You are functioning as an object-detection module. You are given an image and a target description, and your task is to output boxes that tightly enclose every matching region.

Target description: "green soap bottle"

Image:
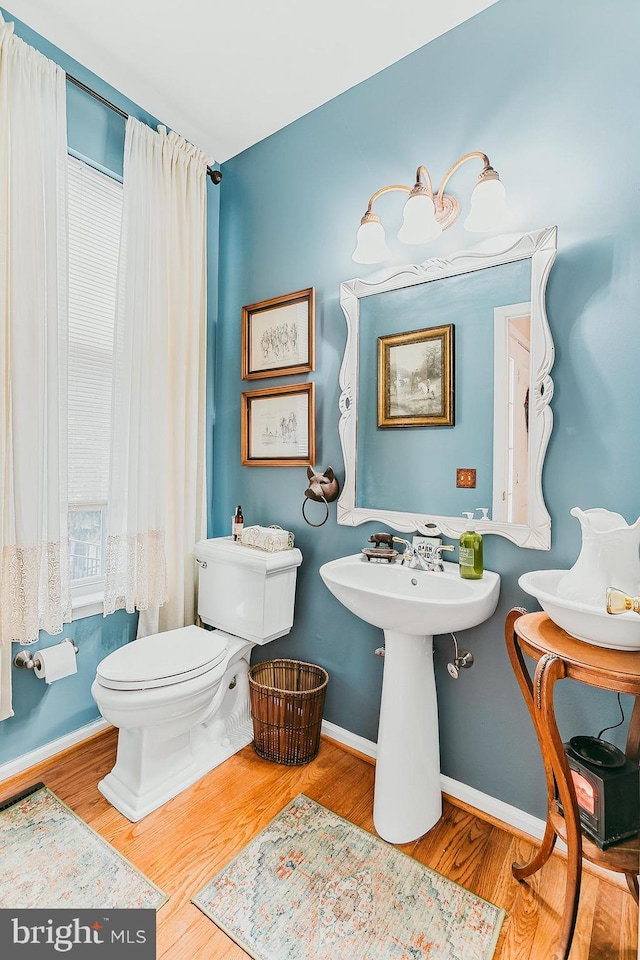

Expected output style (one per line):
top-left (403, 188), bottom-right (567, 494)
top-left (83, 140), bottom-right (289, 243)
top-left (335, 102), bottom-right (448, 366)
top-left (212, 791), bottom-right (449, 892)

top-left (459, 512), bottom-right (483, 579)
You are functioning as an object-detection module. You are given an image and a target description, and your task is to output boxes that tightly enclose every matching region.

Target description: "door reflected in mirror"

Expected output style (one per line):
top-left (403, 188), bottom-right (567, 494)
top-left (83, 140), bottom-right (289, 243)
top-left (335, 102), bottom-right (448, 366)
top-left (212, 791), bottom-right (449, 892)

top-left (492, 302), bottom-right (531, 524)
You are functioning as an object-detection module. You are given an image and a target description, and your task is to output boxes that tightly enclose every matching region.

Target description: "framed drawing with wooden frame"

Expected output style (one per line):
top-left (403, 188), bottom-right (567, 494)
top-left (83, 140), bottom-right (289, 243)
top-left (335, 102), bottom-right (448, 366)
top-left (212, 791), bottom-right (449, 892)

top-left (378, 323), bottom-right (455, 427)
top-left (241, 382), bottom-right (315, 467)
top-left (242, 287), bottom-right (315, 379)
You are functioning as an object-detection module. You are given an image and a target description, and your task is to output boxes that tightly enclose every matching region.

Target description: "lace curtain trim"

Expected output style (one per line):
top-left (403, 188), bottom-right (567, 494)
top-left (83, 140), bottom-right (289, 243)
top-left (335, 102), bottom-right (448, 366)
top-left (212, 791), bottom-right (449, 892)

top-left (104, 530), bottom-right (168, 616)
top-left (1, 542), bottom-right (72, 643)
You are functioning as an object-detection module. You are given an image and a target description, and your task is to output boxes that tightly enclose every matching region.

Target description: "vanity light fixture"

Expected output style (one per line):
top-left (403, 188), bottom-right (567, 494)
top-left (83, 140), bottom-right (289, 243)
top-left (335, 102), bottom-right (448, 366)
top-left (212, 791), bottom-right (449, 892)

top-left (352, 152), bottom-right (510, 264)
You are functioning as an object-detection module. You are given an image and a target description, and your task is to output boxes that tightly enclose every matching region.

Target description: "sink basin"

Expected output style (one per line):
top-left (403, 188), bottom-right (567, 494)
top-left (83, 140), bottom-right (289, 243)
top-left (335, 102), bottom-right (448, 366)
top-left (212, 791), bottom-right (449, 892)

top-left (319, 556), bottom-right (500, 635)
top-left (519, 569), bottom-right (640, 650)
top-left (319, 554), bottom-right (500, 844)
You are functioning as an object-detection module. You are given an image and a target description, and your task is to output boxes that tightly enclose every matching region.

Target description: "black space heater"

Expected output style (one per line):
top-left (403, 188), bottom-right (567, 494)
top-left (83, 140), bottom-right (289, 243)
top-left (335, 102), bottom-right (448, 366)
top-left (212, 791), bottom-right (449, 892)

top-left (559, 736), bottom-right (640, 850)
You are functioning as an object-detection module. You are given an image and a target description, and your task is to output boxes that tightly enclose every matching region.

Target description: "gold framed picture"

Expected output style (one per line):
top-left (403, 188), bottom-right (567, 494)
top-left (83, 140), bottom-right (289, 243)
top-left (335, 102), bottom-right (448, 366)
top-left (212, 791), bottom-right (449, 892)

top-left (242, 287), bottom-right (315, 379)
top-left (378, 324), bottom-right (454, 427)
top-left (241, 382), bottom-right (315, 467)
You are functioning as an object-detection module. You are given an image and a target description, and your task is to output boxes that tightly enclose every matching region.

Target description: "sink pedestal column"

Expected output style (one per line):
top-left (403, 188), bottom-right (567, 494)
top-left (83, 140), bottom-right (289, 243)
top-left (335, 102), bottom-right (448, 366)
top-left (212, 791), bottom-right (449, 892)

top-left (373, 629), bottom-right (441, 844)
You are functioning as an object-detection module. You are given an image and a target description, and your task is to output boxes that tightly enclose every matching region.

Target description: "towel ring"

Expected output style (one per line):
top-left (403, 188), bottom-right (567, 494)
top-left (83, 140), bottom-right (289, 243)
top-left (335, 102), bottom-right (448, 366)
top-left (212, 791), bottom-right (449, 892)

top-left (302, 495), bottom-right (329, 527)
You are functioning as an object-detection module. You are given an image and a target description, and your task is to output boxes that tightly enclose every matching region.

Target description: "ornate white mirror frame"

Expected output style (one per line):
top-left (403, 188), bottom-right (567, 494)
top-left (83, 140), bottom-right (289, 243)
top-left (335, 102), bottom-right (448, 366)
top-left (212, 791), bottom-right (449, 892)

top-left (336, 225), bottom-right (557, 549)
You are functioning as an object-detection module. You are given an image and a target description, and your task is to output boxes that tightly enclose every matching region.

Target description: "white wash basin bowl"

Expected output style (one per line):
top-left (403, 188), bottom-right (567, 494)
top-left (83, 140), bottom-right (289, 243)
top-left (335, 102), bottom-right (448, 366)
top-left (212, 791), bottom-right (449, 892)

top-left (319, 554), bottom-right (500, 845)
top-left (519, 569), bottom-right (640, 651)
top-left (319, 556), bottom-right (500, 635)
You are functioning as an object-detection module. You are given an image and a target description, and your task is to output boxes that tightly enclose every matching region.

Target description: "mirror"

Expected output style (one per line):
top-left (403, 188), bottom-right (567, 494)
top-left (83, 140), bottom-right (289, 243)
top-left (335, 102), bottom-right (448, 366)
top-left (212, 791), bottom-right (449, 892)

top-left (336, 226), bottom-right (557, 549)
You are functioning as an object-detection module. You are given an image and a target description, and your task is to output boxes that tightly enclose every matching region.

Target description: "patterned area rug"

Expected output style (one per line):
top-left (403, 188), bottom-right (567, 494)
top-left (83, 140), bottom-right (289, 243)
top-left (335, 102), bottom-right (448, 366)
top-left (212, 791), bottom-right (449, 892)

top-left (192, 793), bottom-right (504, 960)
top-left (0, 783), bottom-right (167, 909)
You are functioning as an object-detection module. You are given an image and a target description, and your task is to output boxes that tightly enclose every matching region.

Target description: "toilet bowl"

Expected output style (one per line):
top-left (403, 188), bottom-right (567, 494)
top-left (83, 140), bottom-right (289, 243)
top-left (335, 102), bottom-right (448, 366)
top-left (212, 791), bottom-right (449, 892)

top-left (92, 537), bottom-right (302, 821)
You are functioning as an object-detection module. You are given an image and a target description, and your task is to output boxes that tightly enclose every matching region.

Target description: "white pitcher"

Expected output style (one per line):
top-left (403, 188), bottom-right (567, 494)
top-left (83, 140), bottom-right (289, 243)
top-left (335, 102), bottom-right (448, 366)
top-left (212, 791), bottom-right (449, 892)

top-left (557, 507), bottom-right (640, 607)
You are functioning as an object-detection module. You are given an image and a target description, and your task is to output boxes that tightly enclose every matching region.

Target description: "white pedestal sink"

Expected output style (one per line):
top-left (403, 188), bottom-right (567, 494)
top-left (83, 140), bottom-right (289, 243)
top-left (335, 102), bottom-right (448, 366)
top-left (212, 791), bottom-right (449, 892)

top-left (319, 555), bottom-right (500, 844)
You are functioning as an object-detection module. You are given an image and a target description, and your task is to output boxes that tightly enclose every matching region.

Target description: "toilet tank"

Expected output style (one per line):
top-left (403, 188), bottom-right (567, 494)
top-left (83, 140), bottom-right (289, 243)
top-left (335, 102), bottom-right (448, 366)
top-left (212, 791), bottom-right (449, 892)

top-left (194, 537), bottom-right (303, 645)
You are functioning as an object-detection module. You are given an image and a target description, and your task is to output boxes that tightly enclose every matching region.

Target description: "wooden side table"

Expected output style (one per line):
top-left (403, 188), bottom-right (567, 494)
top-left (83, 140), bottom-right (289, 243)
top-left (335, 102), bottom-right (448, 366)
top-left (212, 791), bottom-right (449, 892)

top-left (505, 608), bottom-right (640, 960)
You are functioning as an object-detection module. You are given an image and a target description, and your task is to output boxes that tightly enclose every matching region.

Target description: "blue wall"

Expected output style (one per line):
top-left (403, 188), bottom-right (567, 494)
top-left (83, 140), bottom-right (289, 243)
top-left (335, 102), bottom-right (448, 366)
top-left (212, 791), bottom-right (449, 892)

top-left (0, 8), bottom-right (221, 765)
top-left (216, 0), bottom-right (640, 819)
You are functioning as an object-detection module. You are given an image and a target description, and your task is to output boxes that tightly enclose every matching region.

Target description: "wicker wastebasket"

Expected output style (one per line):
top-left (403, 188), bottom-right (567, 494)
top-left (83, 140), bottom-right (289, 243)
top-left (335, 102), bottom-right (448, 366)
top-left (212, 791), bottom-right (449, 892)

top-left (248, 659), bottom-right (329, 765)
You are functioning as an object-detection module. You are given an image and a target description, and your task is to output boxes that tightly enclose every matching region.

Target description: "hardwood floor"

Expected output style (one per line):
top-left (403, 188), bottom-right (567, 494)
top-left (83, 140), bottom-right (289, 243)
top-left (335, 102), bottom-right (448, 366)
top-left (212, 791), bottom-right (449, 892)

top-left (0, 729), bottom-right (636, 959)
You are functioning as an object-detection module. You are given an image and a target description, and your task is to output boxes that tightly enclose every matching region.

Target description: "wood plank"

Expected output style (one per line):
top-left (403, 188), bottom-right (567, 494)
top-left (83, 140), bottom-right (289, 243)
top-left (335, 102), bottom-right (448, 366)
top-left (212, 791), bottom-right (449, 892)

top-left (492, 834), bottom-right (540, 960)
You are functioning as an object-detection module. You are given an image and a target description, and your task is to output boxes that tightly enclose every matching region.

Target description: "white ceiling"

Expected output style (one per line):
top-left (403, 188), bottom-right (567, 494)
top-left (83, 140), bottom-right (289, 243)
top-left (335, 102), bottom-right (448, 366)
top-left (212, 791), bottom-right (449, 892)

top-left (6, 0), bottom-right (498, 162)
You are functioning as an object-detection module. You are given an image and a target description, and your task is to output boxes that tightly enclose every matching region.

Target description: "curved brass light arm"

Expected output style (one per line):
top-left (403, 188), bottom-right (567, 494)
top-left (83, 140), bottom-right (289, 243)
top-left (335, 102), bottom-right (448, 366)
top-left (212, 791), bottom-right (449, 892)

top-left (362, 157), bottom-right (472, 221)
top-left (362, 183), bottom-right (412, 221)
top-left (435, 151), bottom-right (492, 204)
top-left (415, 165), bottom-right (436, 197)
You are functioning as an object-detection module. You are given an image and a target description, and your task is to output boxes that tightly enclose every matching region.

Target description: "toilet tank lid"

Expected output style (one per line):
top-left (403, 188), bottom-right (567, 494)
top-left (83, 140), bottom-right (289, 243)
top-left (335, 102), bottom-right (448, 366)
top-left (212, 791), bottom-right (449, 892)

top-left (97, 625), bottom-right (228, 686)
top-left (195, 536), bottom-right (302, 572)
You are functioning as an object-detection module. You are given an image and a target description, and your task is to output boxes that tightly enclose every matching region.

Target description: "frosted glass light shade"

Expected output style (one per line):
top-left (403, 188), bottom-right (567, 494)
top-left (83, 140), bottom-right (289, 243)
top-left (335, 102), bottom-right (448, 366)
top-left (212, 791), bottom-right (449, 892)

top-left (397, 193), bottom-right (442, 244)
top-left (463, 177), bottom-right (511, 233)
top-left (352, 219), bottom-right (390, 264)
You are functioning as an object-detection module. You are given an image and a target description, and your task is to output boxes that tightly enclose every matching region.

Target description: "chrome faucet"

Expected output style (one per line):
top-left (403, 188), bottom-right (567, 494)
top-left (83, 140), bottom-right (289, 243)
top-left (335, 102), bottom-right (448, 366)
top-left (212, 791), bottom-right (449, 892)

top-left (393, 537), bottom-right (429, 570)
top-left (423, 543), bottom-right (456, 571)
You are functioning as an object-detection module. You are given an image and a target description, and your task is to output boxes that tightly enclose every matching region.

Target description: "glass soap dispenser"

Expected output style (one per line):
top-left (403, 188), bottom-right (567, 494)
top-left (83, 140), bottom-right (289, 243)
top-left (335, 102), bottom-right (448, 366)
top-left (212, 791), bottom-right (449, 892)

top-left (459, 512), bottom-right (483, 579)
top-left (232, 505), bottom-right (244, 541)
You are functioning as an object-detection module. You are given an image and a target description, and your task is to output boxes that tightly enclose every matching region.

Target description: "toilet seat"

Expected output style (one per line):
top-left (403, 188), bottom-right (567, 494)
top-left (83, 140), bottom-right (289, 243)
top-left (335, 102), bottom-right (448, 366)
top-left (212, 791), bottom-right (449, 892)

top-left (96, 624), bottom-right (230, 691)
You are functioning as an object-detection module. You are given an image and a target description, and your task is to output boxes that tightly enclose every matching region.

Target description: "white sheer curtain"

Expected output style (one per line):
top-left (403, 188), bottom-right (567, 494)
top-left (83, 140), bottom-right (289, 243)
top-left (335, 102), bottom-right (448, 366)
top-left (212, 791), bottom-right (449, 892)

top-left (0, 17), bottom-right (70, 720)
top-left (104, 118), bottom-right (208, 638)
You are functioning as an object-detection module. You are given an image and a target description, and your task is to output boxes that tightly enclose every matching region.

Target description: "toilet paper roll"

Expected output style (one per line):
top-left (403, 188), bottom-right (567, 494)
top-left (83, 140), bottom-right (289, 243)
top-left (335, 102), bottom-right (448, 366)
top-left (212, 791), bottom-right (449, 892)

top-left (34, 642), bottom-right (78, 684)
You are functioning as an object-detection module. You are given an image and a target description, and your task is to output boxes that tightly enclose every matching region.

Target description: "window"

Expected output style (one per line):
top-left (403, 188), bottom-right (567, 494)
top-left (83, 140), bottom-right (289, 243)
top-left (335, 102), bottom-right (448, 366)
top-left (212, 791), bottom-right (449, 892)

top-left (67, 156), bottom-right (123, 606)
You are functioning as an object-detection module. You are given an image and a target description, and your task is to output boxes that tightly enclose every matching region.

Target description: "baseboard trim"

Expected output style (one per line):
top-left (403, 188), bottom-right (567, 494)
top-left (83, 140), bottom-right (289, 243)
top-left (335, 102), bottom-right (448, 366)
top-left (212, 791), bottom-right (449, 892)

top-left (0, 718), bottom-right (111, 784)
top-left (321, 719), bottom-right (546, 839)
top-left (321, 720), bottom-right (628, 889)
top-left (439, 774), bottom-right (548, 841)
top-left (322, 720), bottom-right (377, 762)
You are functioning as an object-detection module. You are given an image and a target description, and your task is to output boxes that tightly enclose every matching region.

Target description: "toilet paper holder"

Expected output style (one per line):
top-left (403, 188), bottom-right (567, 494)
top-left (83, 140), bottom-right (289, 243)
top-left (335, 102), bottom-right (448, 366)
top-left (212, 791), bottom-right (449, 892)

top-left (13, 637), bottom-right (79, 671)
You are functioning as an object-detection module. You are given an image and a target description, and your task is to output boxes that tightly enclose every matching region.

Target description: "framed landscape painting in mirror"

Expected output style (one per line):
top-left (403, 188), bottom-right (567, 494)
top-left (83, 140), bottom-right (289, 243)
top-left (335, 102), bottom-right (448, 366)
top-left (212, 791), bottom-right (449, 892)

top-left (378, 323), bottom-right (454, 428)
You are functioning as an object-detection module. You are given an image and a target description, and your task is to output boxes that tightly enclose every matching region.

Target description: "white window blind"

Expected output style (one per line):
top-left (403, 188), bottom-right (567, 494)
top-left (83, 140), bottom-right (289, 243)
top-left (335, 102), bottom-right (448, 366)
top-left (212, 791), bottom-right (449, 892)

top-left (67, 155), bottom-right (122, 504)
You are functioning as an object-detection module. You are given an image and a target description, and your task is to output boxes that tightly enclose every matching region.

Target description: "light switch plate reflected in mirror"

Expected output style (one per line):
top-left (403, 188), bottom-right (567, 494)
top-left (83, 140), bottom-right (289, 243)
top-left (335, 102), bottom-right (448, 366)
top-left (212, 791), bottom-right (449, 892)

top-left (456, 468), bottom-right (476, 489)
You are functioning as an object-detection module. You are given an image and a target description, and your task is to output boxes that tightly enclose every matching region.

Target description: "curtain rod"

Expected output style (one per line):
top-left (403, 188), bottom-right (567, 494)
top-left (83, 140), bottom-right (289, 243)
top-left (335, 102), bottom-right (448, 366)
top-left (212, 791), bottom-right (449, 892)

top-left (65, 73), bottom-right (222, 184)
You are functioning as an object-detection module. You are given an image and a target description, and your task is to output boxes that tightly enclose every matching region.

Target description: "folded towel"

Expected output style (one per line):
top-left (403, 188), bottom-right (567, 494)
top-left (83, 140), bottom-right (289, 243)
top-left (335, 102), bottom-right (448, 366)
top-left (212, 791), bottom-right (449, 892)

top-left (240, 525), bottom-right (295, 553)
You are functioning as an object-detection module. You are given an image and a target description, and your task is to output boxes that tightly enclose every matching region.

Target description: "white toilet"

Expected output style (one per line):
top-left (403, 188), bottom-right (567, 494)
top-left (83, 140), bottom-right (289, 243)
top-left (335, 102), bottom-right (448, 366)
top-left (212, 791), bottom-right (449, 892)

top-left (91, 536), bottom-right (302, 821)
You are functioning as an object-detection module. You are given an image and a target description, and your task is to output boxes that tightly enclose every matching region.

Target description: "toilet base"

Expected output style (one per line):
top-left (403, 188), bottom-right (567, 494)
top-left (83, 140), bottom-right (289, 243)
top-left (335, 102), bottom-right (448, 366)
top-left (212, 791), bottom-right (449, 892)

top-left (98, 714), bottom-right (253, 822)
top-left (98, 656), bottom-right (254, 822)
